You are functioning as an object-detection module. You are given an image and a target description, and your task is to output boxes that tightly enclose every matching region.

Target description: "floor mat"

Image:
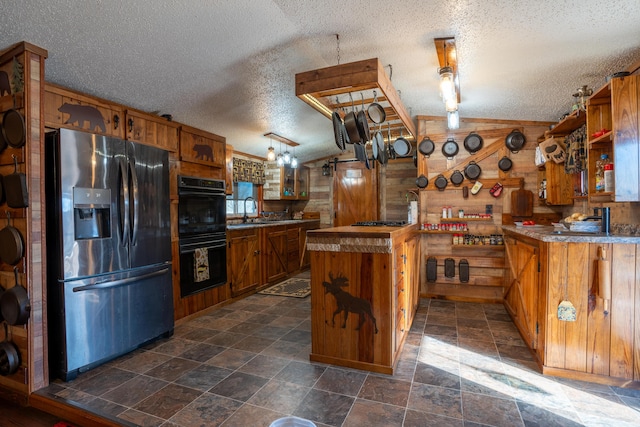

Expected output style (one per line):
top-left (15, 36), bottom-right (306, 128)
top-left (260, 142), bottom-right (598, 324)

top-left (258, 278), bottom-right (311, 298)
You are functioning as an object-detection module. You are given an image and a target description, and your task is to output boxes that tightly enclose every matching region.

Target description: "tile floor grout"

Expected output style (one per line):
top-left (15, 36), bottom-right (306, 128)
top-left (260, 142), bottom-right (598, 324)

top-left (37, 279), bottom-right (640, 427)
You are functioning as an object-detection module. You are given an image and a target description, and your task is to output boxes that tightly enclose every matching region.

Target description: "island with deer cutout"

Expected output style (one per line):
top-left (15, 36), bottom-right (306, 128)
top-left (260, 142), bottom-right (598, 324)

top-left (306, 224), bottom-right (420, 374)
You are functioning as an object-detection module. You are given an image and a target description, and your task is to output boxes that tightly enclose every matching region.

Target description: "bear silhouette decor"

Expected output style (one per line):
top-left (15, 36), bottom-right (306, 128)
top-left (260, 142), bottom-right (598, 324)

top-left (322, 272), bottom-right (378, 334)
top-left (193, 144), bottom-right (214, 161)
top-left (58, 103), bottom-right (106, 133)
top-left (0, 71), bottom-right (11, 96)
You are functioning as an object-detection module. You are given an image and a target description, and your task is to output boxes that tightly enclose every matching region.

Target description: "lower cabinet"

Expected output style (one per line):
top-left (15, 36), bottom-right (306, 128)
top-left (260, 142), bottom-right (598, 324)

top-left (263, 225), bottom-right (289, 284)
top-left (227, 228), bottom-right (262, 297)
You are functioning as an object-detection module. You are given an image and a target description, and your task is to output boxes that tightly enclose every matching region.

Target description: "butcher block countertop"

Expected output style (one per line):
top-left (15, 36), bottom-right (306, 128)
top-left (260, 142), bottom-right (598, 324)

top-left (502, 225), bottom-right (640, 243)
top-left (306, 224), bottom-right (418, 254)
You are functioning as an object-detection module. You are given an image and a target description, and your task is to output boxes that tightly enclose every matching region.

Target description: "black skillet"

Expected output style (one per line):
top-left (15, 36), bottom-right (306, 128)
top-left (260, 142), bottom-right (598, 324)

top-left (0, 267), bottom-right (30, 326)
top-left (2, 109), bottom-right (26, 148)
top-left (463, 132), bottom-right (483, 154)
top-left (442, 137), bottom-right (459, 159)
top-left (418, 136), bottom-right (435, 157)
top-left (505, 129), bottom-right (526, 153)
top-left (0, 212), bottom-right (24, 266)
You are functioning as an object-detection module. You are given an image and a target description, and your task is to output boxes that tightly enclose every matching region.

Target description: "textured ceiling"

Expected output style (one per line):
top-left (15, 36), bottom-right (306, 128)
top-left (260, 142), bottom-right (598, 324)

top-left (2, 0), bottom-right (640, 162)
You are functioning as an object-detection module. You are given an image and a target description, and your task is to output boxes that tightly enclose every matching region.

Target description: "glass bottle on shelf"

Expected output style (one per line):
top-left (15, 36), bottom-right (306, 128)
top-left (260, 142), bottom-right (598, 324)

top-left (603, 156), bottom-right (614, 193)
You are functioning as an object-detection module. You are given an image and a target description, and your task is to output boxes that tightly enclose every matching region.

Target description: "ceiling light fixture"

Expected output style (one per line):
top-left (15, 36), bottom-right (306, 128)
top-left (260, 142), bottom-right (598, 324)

top-left (291, 147), bottom-right (298, 168)
top-left (434, 37), bottom-right (460, 129)
top-left (283, 148), bottom-right (291, 164)
top-left (264, 132), bottom-right (300, 166)
top-left (266, 135), bottom-right (276, 161)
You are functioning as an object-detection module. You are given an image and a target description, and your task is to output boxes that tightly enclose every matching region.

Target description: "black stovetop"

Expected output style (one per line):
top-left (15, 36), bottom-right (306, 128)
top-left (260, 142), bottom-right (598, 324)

top-left (351, 220), bottom-right (408, 227)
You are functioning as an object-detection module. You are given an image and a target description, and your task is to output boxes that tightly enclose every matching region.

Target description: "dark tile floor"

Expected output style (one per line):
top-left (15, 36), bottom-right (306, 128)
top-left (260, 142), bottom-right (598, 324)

top-left (36, 275), bottom-right (640, 427)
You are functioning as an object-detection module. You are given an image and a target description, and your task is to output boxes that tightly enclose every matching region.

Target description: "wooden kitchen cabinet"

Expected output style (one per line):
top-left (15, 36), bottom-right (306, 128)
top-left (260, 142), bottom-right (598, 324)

top-left (393, 234), bottom-right (419, 353)
top-left (225, 144), bottom-right (234, 195)
top-left (227, 228), bottom-right (262, 297)
top-left (125, 109), bottom-right (179, 152)
top-left (264, 164), bottom-right (310, 200)
top-left (537, 161), bottom-right (573, 205)
top-left (263, 225), bottom-right (288, 283)
top-left (44, 83), bottom-right (125, 138)
top-left (298, 221), bottom-right (319, 270)
top-left (286, 226), bottom-right (300, 273)
top-left (179, 124), bottom-right (226, 169)
top-left (586, 74), bottom-right (640, 202)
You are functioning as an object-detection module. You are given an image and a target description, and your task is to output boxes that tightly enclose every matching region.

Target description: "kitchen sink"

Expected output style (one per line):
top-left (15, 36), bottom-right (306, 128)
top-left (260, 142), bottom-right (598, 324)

top-left (551, 230), bottom-right (607, 236)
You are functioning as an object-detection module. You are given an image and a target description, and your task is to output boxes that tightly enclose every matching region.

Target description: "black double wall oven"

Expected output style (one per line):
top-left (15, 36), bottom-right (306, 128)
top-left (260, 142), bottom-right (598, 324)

top-left (178, 175), bottom-right (227, 297)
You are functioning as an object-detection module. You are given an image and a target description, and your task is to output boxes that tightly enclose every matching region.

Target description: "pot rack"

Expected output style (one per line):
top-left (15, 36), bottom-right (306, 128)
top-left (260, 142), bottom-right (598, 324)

top-left (295, 58), bottom-right (416, 142)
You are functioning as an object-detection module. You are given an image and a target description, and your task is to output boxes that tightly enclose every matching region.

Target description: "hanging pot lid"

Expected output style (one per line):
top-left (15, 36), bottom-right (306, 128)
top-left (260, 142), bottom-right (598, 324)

top-left (442, 137), bottom-right (459, 159)
top-left (418, 136), bottom-right (435, 157)
top-left (498, 156), bottom-right (513, 172)
top-left (450, 170), bottom-right (464, 186)
top-left (2, 109), bottom-right (26, 149)
top-left (463, 132), bottom-right (483, 154)
top-left (435, 174), bottom-right (448, 191)
top-left (416, 174), bottom-right (428, 188)
top-left (367, 90), bottom-right (386, 124)
top-left (464, 161), bottom-right (482, 181)
top-left (505, 129), bottom-right (526, 153)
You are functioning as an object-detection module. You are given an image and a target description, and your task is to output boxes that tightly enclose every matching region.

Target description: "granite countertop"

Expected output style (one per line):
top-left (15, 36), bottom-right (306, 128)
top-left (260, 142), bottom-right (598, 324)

top-left (227, 219), bottom-right (319, 230)
top-left (502, 225), bottom-right (640, 244)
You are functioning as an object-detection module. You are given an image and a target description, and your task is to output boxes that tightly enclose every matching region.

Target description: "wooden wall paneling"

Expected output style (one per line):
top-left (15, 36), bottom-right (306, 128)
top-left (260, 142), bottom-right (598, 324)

top-left (586, 243), bottom-right (611, 376)
top-left (562, 242), bottom-right (589, 373)
top-left (545, 242), bottom-right (568, 369)
top-left (635, 244), bottom-right (640, 382)
top-left (608, 243), bottom-right (636, 379)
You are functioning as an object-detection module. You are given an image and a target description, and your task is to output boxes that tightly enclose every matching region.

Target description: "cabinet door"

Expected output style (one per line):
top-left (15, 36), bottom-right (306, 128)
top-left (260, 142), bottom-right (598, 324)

top-left (542, 161), bottom-right (573, 205)
top-left (393, 240), bottom-right (407, 353)
top-left (611, 75), bottom-right (640, 202)
top-left (44, 84), bottom-right (124, 138)
top-left (281, 165), bottom-right (296, 199)
top-left (228, 229), bottom-right (261, 296)
top-left (179, 125), bottom-right (226, 168)
top-left (264, 226), bottom-right (288, 283)
top-left (297, 166), bottom-right (310, 199)
top-left (225, 144), bottom-right (234, 195)
top-left (504, 235), bottom-right (539, 349)
top-left (287, 227), bottom-right (300, 273)
top-left (125, 109), bottom-right (179, 151)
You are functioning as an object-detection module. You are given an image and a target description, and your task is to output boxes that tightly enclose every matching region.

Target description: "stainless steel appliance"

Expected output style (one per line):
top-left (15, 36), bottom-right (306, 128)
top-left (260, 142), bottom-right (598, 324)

top-left (177, 175), bottom-right (227, 297)
top-left (45, 128), bottom-right (173, 381)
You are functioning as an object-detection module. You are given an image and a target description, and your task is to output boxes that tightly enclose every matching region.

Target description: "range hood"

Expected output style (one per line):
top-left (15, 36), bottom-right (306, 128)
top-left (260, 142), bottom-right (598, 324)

top-left (295, 58), bottom-right (416, 142)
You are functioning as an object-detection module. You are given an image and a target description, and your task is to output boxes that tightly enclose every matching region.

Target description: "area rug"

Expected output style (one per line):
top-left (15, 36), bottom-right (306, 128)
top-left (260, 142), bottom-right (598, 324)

top-left (258, 278), bottom-right (311, 298)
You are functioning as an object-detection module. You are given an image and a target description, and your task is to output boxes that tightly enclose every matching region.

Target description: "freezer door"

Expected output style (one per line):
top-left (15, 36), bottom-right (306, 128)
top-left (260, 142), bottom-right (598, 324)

top-left (57, 129), bottom-right (129, 279)
top-left (126, 141), bottom-right (171, 268)
top-left (51, 264), bottom-right (173, 380)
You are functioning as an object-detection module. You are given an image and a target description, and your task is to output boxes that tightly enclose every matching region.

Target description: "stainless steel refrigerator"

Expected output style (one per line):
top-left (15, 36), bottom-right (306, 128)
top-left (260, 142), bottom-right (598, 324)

top-left (46, 128), bottom-right (173, 381)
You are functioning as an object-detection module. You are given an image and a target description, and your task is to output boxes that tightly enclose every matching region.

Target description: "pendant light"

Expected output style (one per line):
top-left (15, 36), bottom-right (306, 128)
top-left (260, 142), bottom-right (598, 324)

top-left (283, 148), bottom-right (291, 164)
top-left (276, 140), bottom-right (284, 166)
top-left (266, 135), bottom-right (276, 161)
top-left (290, 147), bottom-right (298, 168)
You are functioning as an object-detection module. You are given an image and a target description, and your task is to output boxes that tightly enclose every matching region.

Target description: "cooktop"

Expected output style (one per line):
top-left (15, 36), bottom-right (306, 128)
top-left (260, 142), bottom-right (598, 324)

top-left (352, 220), bottom-right (408, 227)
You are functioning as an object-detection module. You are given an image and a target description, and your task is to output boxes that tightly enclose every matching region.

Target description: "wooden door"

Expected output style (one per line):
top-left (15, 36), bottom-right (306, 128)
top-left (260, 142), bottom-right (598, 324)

top-left (504, 236), bottom-right (539, 349)
top-left (264, 226), bottom-right (288, 283)
top-left (228, 229), bottom-right (261, 297)
top-left (333, 161), bottom-right (378, 226)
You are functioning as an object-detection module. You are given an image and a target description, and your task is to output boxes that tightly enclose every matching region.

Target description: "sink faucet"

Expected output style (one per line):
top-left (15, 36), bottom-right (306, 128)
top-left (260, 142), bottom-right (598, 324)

top-left (585, 207), bottom-right (611, 234)
top-left (243, 196), bottom-right (255, 223)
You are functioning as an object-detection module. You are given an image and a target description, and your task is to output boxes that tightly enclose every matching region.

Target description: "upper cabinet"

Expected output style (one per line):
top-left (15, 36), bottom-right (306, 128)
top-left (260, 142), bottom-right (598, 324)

top-left (264, 164), bottom-right (310, 200)
top-left (125, 109), bottom-right (179, 152)
top-left (44, 83), bottom-right (125, 138)
top-left (586, 75), bottom-right (640, 202)
top-left (179, 124), bottom-right (226, 169)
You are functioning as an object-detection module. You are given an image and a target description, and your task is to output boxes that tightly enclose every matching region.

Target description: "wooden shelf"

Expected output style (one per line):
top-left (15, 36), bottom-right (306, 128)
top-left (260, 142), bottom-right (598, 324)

top-left (547, 110), bottom-right (586, 136)
top-left (442, 217), bottom-right (493, 222)
top-left (452, 244), bottom-right (504, 250)
top-left (588, 130), bottom-right (612, 148)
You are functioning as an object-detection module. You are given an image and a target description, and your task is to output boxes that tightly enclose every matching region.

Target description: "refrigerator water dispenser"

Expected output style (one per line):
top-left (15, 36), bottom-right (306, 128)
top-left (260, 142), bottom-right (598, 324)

top-left (73, 187), bottom-right (111, 240)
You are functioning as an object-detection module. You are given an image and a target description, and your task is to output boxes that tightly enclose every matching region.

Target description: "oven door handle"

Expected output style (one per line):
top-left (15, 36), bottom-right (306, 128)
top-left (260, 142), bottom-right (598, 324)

top-left (179, 240), bottom-right (226, 254)
top-left (178, 189), bottom-right (225, 197)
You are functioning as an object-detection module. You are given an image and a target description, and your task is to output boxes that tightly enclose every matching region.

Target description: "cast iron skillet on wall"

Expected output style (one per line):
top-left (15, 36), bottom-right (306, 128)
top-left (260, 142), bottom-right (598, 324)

top-left (464, 161), bottom-right (482, 181)
top-left (434, 174), bottom-right (448, 191)
top-left (505, 129), bottom-right (526, 153)
top-left (418, 136), bottom-right (435, 157)
top-left (450, 170), bottom-right (464, 186)
top-left (416, 174), bottom-right (428, 188)
top-left (442, 138), bottom-right (459, 159)
top-left (463, 132), bottom-right (483, 154)
top-left (498, 156), bottom-right (513, 172)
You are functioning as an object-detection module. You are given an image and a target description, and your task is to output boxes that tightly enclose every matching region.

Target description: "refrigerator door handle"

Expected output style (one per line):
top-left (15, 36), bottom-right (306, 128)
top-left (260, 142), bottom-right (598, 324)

top-left (71, 267), bottom-right (170, 292)
top-left (118, 158), bottom-right (130, 246)
top-left (129, 158), bottom-right (140, 246)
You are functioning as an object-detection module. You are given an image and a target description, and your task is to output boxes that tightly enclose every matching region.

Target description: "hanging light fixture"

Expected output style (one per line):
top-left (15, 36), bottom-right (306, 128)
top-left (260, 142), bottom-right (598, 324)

top-left (290, 147), bottom-right (298, 168)
top-left (276, 140), bottom-right (284, 166)
top-left (283, 148), bottom-right (291, 164)
top-left (435, 37), bottom-right (460, 130)
top-left (266, 135), bottom-right (276, 161)
top-left (322, 161), bottom-right (332, 176)
top-left (447, 110), bottom-right (460, 130)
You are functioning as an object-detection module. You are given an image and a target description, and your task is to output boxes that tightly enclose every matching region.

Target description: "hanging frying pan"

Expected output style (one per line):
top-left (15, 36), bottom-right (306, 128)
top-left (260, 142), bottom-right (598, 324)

top-left (0, 323), bottom-right (20, 376)
top-left (0, 213), bottom-right (24, 266)
top-left (0, 173), bottom-right (4, 205)
top-left (418, 137), bottom-right (435, 157)
top-left (505, 129), bottom-right (526, 153)
top-left (442, 137), bottom-right (459, 159)
top-left (344, 95), bottom-right (361, 144)
top-left (464, 161), bottom-right (482, 181)
top-left (450, 170), bottom-right (464, 186)
top-left (498, 156), bottom-right (513, 172)
top-left (413, 152), bottom-right (417, 167)
top-left (2, 109), bottom-right (26, 149)
top-left (1, 267), bottom-right (30, 326)
top-left (463, 132), bottom-right (483, 154)
top-left (356, 93), bottom-right (371, 143)
top-left (416, 174), bottom-right (428, 188)
top-left (0, 124), bottom-right (6, 153)
top-left (372, 124), bottom-right (383, 160)
top-left (435, 174), bottom-right (448, 191)
top-left (367, 90), bottom-right (386, 124)
top-left (4, 155), bottom-right (28, 208)
top-left (393, 128), bottom-right (411, 157)
top-left (332, 111), bottom-right (345, 151)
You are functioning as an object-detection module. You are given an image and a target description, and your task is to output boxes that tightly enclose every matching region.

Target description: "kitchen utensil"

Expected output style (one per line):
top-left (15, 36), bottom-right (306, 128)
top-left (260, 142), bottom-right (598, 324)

top-left (356, 93), bottom-right (371, 143)
top-left (2, 109), bottom-right (26, 149)
top-left (426, 257), bottom-right (437, 282)
top-left (4, 155), bottom-right (29, 208)
top-left (434, 174), bottom-right (448, 191)
top-left (462, 186), bottom-right (469, 198)
top-left (0, 212), bottom-right (24, 265)
top-left (367, 90), bottom-right (386, 124)
top-left (450, 170), bottom-right (464, 186)
top-left (0, 324), bottom-right (20, 376)
top-left (332, 111), bottom-right (345, 151)
top-left (463, 161), bottom-right (481, 181)
top-left (442, 137), bottom-right (459, 158)
top-left (416, 174), bottom-right (428, 188)
top-left (344, 95), bottom-right (361, 144)
top-left (418, 136), bottom-right (435, 157)
top-left (489, 182), bottom-right (504, 197)
top-left (498, 156), bottom-right (513, 172)
top-left (393, 130), bottom-right (411, 157)
top-left (463, 132), bottom-right (483, 153)
top-left (505, 129), bottom-right (526, 153)
top-left (1, 267), bottom-right (30, 326)
top-left (459, 259), bottom-right (469, 283)
top-left (598, 246), bottom-right (611, 315)
top-left (444, 258), bottom-right (455, 278)
top-left (511, 187), bottom-right (534, 217)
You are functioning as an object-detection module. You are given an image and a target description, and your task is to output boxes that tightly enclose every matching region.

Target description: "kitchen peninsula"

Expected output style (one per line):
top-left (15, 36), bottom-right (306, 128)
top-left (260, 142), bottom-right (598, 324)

top-left (306, 223), bottom-right (419, 374)
top-left (503, 225), bottom-right (640, 385)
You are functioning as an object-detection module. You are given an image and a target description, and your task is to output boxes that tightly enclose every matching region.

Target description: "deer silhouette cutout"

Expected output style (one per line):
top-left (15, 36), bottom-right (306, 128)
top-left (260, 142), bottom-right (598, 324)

top-left (322, 272), bottom-right (378, 334)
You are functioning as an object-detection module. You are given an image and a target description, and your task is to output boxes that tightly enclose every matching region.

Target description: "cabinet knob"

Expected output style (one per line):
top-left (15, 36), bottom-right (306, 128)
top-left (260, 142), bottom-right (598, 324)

top-left (113, 114), bottom-right (120, 130)
top-left (254, 250), bottom-right (260, 255)
top-left (128, 117), bottom-right (134, 133)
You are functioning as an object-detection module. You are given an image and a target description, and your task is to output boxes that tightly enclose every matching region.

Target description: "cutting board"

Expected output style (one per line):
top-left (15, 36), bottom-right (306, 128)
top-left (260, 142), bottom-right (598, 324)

top-left (511, 188), bottom-right (533, 217)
